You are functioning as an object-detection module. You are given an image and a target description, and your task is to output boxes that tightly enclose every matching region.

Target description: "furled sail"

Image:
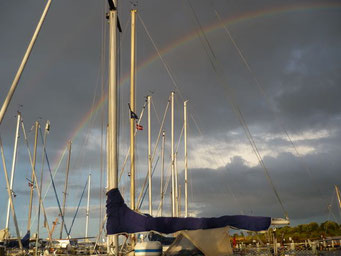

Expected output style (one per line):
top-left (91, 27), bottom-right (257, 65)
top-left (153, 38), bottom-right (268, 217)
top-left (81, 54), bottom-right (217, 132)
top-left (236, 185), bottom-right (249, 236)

top-left (5, 231), bottom-right (30, 248)
top-left (106, 188), bottom-right (271, 234)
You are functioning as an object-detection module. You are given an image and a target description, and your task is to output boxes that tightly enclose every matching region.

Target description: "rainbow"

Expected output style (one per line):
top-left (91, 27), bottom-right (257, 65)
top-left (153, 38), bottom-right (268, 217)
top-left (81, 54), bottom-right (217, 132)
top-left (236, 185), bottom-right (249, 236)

top-left (51, 2), bottom-right (341, 168)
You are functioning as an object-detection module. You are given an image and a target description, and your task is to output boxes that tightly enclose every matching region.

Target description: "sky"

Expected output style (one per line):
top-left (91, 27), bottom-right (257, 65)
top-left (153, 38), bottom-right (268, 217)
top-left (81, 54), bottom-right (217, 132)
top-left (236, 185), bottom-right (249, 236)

top-left (0, 0), bottom-right (340, 239)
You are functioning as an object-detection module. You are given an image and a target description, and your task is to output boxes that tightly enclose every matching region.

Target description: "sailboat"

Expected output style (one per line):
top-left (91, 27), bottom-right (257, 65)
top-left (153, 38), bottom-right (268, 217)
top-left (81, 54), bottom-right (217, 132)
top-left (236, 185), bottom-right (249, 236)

top-left (104, 0), bottom-right (288, 255)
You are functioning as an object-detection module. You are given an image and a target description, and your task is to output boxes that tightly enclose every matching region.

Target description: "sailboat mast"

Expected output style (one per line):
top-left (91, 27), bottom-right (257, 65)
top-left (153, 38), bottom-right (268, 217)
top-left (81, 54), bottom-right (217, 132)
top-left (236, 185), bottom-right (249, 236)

top-left (160, 130), bottom-right (165, 216)
top-left (107, 2), bottom-right (119, 254)
top-left (0, 0), bottom-right (52, 124)
top-left (27, 121), bottom-right (39, 232)
top-left (171, 91), bottom-right (175, 217)
top-left (108, 3), bottom-right (118, 202)
top-left (184, 100), bottom-right (188, 217)
top-left (178, 184), bottom-right (181, 216)
top-left (36, 120), bottom-right (49, 254)
top-left (147, 95), bottom-right (152, 215)
top-left (85, 174), bottom-right (91, 239)
top-left (5, 112), bottom-right (21, 230)
top-left (0, 137), bottom-right (23, 249)
top-left (130, 9), bottom-right (137, 211)
top-left (20, 119), bottom-right (53, 245)
top-left (59, 140), bottom-right (71, 239)
top-left (335, 185), bottom-right (341, 210)
top-left (175, 151), bottom-right (178, 217)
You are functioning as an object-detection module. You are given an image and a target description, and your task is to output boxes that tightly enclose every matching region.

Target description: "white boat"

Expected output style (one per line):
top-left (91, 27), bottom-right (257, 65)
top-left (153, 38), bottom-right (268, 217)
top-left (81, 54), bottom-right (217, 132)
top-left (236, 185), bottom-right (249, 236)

top-left (134, 241), bottom-right (162, 256)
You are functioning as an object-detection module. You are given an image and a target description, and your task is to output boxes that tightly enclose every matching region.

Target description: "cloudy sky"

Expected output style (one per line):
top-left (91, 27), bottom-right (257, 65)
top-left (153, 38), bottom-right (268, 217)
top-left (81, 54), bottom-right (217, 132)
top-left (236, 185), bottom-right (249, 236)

top-left (0, 0), bottom-right (340, 239)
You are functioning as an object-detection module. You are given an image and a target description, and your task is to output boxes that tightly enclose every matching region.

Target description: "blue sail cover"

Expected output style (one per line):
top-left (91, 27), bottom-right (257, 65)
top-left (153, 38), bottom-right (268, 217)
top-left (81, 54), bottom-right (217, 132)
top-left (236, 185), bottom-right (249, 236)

top-left (6, 231), bottom-right (30, 248)
top-left (106, 188), bottom-right (271, 235)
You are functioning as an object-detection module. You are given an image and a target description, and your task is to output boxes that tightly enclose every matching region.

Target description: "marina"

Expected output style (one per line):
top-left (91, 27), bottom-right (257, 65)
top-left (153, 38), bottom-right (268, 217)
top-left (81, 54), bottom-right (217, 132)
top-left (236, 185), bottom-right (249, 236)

top-left (0, 0), bottom-right (340, 255)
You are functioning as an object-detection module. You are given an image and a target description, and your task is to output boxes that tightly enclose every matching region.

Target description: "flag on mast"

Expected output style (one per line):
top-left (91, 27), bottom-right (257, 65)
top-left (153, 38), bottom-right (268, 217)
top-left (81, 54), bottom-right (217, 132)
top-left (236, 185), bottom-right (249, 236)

top-left (136, 124), bottom-right (143, 130)
top-left (128, 103), bottom-right (138, 120)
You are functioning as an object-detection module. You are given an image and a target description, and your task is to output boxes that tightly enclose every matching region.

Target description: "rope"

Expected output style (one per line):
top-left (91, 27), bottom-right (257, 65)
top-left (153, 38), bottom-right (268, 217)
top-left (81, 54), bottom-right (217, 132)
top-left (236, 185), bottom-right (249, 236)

top-left (69, 179), bottom-right (88, 235)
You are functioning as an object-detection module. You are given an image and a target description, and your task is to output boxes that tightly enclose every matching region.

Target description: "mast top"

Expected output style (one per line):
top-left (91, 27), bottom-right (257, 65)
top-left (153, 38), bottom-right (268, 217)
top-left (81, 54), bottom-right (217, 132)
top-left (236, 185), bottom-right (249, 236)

top-left (106, 0), bottom-right (122, 32)
top-left (107, 0), bottom-right (117, 10)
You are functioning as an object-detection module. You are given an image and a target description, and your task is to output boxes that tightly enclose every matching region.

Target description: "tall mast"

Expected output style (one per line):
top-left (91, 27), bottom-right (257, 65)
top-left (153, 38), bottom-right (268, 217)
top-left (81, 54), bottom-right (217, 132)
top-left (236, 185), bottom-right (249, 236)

top-left (130, 9), bottom-right (137, 212)
top-left (0, 0), bottom-right (52, 124)
top-left (20, 119), bottom-right (53, 245)
top-left (175, 152), bottom-right (178, 217)
top-left (147, 95), bottom-right (152, 215)
top-left (5, 112), bottom-right (21, 230)
top-left (160, 130), bottom-right (165, 216)
top-left (107, 1), bottom-right (119, 254)
top-left (178, 184), bottom-right (181, 216)
top-left (85, 174), bottom-right (91, 239)
top-left (27, 121), bottom-right (39, 232)
top-left (0, 137), bottom-right (23, 249)
top-left (184, 100), bottom-right (188, 217)
top-left (36, 120), bottom-right (49, 255)
top-left (108, 2), bottom-right (118, 195)
top-left (59, 140), bottom-right (71, 239)
top-left (36, 121), bottom-right (50, 256)
top-left (171, 91), bottom-right (175, 217)
top-left (335, 185), bottom-right (341, 210)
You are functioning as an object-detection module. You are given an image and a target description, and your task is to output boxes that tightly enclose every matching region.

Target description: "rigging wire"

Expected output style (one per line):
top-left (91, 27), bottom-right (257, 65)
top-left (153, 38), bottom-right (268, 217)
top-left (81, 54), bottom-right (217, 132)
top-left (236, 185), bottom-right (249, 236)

top-left (137, 12), bottom-right (241, 215)
top-left (137, 14), bottom-right (183, 99)
top-left (20, 119), bottom-right (53, 240)
top-left (156, 124), bottom-right (184, 215)
top-left (179, 0), bottom-right (248, 216)
top-left (136, 99), bottom-right (170, 207)
top-left (151, 97), bottom-right (161, 124)
top-left (118, 100), bottom-right (147, 183)
top-left (138, 157), bottom-right (160, 210)
top-left (30, 145), bottom-right (68, 229)
top-left (185, 0), bottom-right (288, 218)
top-left (69, 178), bottom-right (88, 235)
top-left (209, 0), bottom-right (326, 214)
top-left (37, 125), bottom-right (71, 236)
top-left (0, 135), bottom-right (23, 247)
top-left (137, 13), bottom-right (203, 138)
top-left (151, 98), bottom-right (170, 163)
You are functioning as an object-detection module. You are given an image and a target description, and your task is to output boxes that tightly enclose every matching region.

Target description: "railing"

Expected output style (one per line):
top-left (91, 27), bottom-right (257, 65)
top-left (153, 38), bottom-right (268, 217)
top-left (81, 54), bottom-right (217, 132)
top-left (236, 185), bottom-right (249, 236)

top-left (233, 241), bottom-right (341, 255)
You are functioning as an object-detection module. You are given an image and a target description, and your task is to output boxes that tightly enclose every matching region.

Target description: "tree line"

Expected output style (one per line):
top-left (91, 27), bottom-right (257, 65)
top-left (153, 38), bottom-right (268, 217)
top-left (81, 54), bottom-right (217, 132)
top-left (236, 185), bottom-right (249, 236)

top-left (234, 221), bottom-right (341, 243)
